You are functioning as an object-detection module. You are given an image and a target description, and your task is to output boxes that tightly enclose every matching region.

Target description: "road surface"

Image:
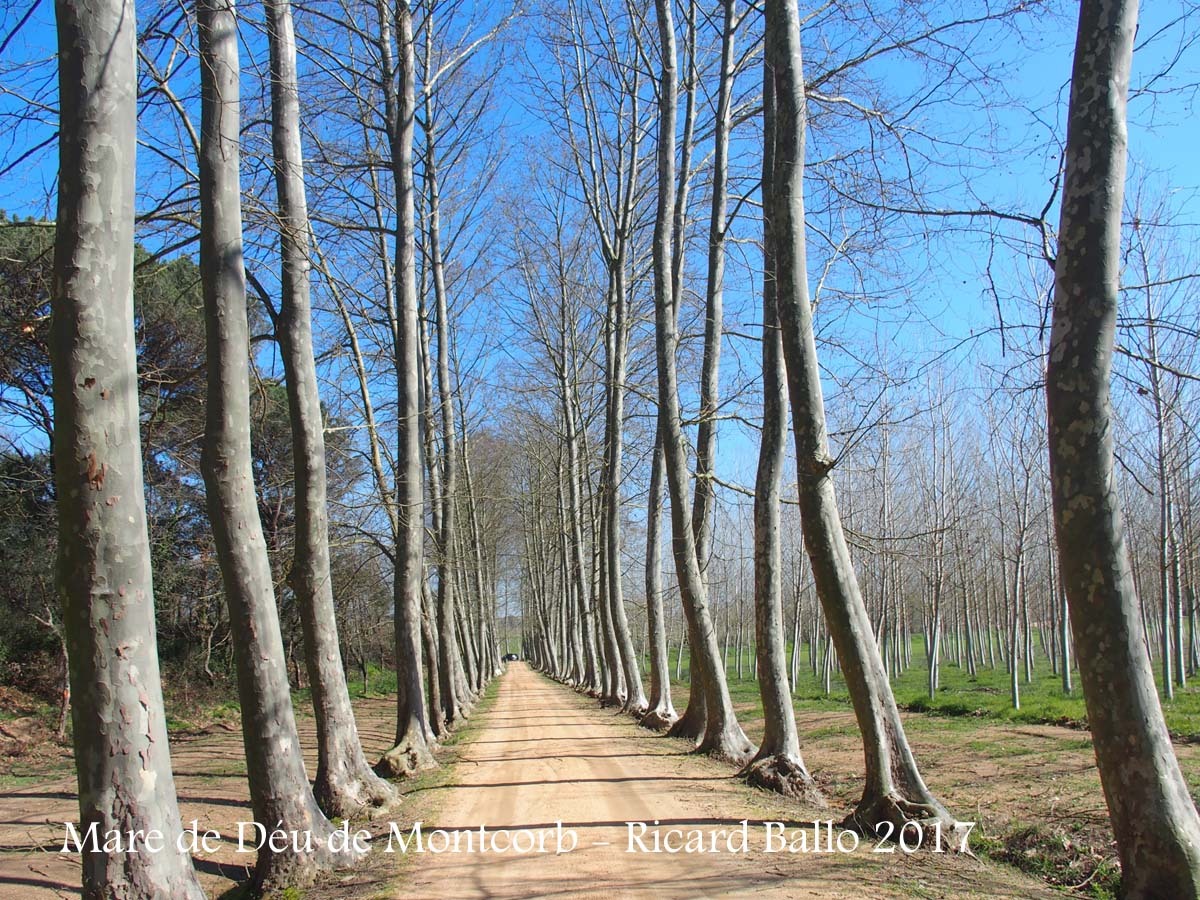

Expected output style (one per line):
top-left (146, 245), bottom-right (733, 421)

top-left (389, 662), bottom-right (1052, 899)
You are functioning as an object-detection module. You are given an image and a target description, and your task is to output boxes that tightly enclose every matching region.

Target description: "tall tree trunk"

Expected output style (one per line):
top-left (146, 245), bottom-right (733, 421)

top-left (743, 64), bottom-right (821, 802)
top-left (197, 0), bottom-right (351, 886)
top-left (652, 0), bottom-right (753, 765)
top-left (640, 432), bottom-right (677, 730)
top-left (52, 0), bottom-right (205, 890)
top-left (663, 2), bottom-right (708, 743)
top-left (1046, 0), bottom-right (1200, 893)
top-left (265, 0), bottom-right (395, 818)
top-left (764, 0), bottom-right (955, 837)
top-left (460, 411), bottom-right (495, 690)
top-left (377, 0), bottom-right (436, 777)
top-left (426, 106), bottom-right (465, 729)
top-left (421, 581), bottom-right (445, 736)
top-left (604, 265), bottom-right (648, 714)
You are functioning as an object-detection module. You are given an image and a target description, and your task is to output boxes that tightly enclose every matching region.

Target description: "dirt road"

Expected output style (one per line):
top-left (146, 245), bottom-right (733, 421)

top-left (1, 664), bottom-right (1062, 899)
top-left (383, 663), bottom-right (1055, 899)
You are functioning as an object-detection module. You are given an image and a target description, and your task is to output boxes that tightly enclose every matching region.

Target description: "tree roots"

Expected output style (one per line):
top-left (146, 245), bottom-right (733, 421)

top-left (842, 791), bottom-right (961, 850)
top-left (639, 707), bottom-right (679, 732)
top-left (740, 753), bottom-right (826, 806)
top-left (374, 736), bottom-right (437, 779)
top-left (313, 766), bottom-right (398, 820)
top-left (666, 705), bottom-right (704, 742)
top-left (696, 726), bottom-right (756, 767)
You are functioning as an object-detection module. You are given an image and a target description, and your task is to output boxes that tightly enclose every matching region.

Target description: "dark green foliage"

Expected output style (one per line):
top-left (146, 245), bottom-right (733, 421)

top-left (0, 452), bottom-right (59, 694)
top-left (0, 219), bottom-right (379, 700)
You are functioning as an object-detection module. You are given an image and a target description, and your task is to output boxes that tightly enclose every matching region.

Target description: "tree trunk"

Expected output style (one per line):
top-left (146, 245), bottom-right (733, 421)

top-left (652, 0), bottom-right (753, 766)
top-left (640, 431), bottom-right (678, 730)
top-left (742, 63), bottom-right (821, 802)
top-left (52, 0), bottom-right (205, 891)
top-left (603, 266), bottom-right (648, 714)
top-left (265, 0), bottom-right (395, 818)
top-left (377, 0), bottom-right (436, 778)
top-left (197, 0), bottom-right (352, 886)
top-left (421, 581), bottom-right (445, 737)
top-left (420, 26), bottom-right (469, 729)
top-left (1046, 1), bottom-right (1200, 893)
top-left (764, 0), bottom-right (954, 837)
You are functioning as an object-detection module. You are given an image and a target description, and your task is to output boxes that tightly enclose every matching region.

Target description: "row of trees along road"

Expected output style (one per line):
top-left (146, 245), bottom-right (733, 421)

top-left (2, 0), bottom-right (1198, 894)
top-left (41, 0), bottom-right (504, 893)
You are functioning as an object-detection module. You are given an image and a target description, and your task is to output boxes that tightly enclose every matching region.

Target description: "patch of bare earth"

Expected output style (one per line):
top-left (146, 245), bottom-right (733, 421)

top-left (4, 666), bottom-right (1175, 898)
top-left (0, 692), bottom-right (399, 899)
top-left (331, 665), bottom-right (1060, 900)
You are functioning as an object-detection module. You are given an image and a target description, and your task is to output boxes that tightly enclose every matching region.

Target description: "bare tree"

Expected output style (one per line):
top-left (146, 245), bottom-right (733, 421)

top-left (741, 62), bottom-right (822, 802)
top-left (1046, 0), bottom-right (1200, 894)
top-left (651, 0), bottom-right (754, 765)
top-left (50, 0), bottom-right (205, 891)
top-left (198, 0), bottom-right (355, 886)
top-left (377, 0), bottom-right (438, 777)
top-left (264, 0), bottom-right (396, 817)
top-left (765, 0), bottom-right (956, 835)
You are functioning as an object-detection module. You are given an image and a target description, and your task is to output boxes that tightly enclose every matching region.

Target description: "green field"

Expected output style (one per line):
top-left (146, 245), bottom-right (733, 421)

top-left (662, 636), bottom-right (1200, 739)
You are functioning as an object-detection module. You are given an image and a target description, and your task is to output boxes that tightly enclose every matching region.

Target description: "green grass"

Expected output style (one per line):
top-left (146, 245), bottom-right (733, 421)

top-left (664, 636), bottom-right (1200, 739)
top-left (290, 663), bottom-right (398, 708)
top-left (971, 823), bottom-right (1121, 899)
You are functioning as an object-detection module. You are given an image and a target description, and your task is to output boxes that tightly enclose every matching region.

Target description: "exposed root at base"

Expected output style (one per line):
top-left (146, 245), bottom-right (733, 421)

top-left (639, 708), bottom-right (679, 732)
top-left (666, 711), bottom-right (704, 742)
top-left (740, 753), bottom-right (826, 806)
top-left (313, 769), bottom-right (398, 820)
top-left (696, 730), bottom-right (756, 767)
top-left (841, 791), bottom-right (961, 850)
top-left (374, 739), bottom-right (437, 779)
top-left (250, 832), bottom-right (364, 898)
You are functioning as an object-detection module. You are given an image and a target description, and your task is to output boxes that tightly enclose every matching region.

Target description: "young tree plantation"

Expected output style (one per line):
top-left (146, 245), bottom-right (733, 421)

top-left (1, 0), bottom-right (1199, 897)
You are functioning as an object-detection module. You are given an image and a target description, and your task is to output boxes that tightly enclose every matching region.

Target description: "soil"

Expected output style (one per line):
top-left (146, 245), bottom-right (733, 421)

top-left (318, 664), bottom-right (1059, 899)
top-left (0, 692), bottom-right (398, 899)
top-left (0, 662), bottom-right (1165, 898)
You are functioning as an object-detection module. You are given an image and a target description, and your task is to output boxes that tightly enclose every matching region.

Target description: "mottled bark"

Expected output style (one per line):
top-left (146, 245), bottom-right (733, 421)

top-left (421, 581), bottom-right (446, 738)
top-left (378, 0), bottom-right (436, 777)
top-left (421, 19), bottom-right (467, 728)
top-left (604, 267), bottom-right (647, 714)
top-left (690, 0), bottom-right (734, 593)
top-left (765, 0), bottom-right (953, 836)
top-left (1047, 0), bottom-right (1200, 894)
top-left (640, 432), bottom-right (677, 730)
top-left (652, 0), bottom-right (753, 766)
top-left (198, 0), bottom-right (352, 887)
top-left (743, 67), bottom-right (821, 804)
top-left (665, 4), bottom-right (706, 743)
top-left (52, 0), bottom-right (205, 891)
top-left (265, 0), bottom-right (395, 818)
top-left (417, 290), bottom-right (447, 738)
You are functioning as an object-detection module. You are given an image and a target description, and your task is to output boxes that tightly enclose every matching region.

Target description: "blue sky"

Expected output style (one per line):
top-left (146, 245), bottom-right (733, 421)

top-left (2, 0), bottom-right (1197, 505)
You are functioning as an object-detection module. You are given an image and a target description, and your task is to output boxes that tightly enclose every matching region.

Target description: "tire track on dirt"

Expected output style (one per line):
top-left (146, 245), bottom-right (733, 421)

top-left (392, 663), bottom-right (1058, 899)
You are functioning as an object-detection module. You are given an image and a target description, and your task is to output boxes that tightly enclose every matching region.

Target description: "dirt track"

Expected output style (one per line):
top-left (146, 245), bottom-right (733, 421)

top-left (381, 663), bottom-right (1055, 899)
top-left (1, 663), bottom-right (1062, 899)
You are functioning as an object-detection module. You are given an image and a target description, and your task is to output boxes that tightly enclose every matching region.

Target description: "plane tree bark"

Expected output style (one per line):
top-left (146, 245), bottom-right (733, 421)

top-left (198, 0), bottom-right (356, 887)
top-left (377, 0), bottom-right (437, 777)
top-left (264, 0), bottom-right (395, 818)
top-left (1046, 0), bottom-right (1200, 894)
top-left (764, 0), bottom-right (955, 836)
top-left (639, 432), bottom-right (678, 730)
top-left (424, 72), bottom-right (468, 730)
top-left (742, 64), bottom-right (822, 803)
top-left (51, 0), bottom-right (205, 890)
top-left (652, 0), bottom-right (753, 766)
